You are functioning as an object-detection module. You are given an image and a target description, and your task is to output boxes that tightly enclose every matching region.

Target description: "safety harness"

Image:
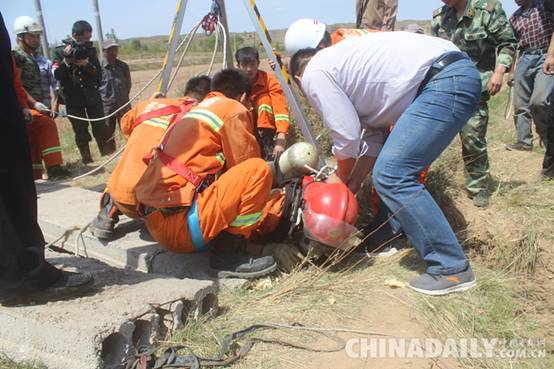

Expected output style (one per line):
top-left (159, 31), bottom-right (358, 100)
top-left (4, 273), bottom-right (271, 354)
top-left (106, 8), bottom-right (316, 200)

top-left (142, 105), bottom-right (224, 251)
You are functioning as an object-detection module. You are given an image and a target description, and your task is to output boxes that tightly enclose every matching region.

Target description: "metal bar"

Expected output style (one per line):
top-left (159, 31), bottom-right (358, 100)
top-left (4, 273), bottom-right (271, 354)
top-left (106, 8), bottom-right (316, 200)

top-left (33, 0), bottom-right (50, 59)
top-left (91, 0), bottom-right (105, 61)
top-left (241, 0), bottom-right (324, 167)
top-left (217, 0), bottom-right (234, 68)
top-left (157, 0), bottom-right (188, 94)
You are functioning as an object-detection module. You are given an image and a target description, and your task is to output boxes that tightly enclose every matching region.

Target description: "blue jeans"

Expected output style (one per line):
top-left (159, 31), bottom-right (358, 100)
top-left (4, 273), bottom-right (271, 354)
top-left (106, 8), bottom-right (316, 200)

top-left (513, 52), bottom-right (554, 146)
top-left (371, 58), bottom-right (481, 275)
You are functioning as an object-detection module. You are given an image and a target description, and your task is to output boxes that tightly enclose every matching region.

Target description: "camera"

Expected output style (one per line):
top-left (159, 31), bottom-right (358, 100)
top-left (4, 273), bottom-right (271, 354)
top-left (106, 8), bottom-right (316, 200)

top-left (62, 40), bottom-right (94, 61)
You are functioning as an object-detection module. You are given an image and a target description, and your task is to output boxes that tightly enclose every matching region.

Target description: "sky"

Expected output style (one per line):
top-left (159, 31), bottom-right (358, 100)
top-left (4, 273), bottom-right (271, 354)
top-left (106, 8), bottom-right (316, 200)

top-left (2, 0), bottom-right (520, 46)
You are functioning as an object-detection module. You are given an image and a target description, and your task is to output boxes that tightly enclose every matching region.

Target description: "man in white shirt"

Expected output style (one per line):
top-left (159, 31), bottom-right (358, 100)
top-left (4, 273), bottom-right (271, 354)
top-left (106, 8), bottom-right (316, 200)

top-left (289, 32), bottom-right (481, 295)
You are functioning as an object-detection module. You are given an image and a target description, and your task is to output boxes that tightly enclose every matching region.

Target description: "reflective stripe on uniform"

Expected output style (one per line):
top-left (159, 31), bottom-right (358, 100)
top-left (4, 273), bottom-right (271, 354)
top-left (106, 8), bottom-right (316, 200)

top-left (33, 163), bottom-right (44, 170)
top-left (42, 146), bottom-right (62, 156)
top-left (215, 152), bottom-right (225, 164)
top-left (274, 114), bottom-right (289, 122)
top-left (185, 109), bottom-right (224, 132)
top-left (142, 117), bottom-right (170, 129)
top-left (230, 211), bottom-right (263, 227)
top-left (258, 104), bottom-right (274, 115)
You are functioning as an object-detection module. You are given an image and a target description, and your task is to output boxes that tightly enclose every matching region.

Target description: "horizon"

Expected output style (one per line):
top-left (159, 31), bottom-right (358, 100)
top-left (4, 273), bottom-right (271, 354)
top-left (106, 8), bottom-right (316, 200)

top-left (3, 0), bottom-right (520, 47)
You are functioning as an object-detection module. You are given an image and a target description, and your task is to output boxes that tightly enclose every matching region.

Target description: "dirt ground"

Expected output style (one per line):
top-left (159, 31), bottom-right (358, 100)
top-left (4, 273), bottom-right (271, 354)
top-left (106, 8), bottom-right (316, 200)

top-left (46, 64), bottom-right (553, 369)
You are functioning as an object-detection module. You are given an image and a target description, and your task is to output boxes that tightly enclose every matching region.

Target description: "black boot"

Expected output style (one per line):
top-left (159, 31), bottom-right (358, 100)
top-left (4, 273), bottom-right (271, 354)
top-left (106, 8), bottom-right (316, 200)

top-left (46, 165), bottom-right (72, 180)
top-left (209, 232), bottom-right (277, 279)
top-left (100, 140), bottom-right (116, 156)
top-left (78, 144), bottom-right (93, 164)
top-left (90, 193), bottom-right (121, 240)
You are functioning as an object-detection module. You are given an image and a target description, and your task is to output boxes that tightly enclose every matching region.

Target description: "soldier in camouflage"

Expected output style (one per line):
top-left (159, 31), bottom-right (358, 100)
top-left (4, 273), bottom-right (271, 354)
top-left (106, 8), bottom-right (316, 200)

top-left (432, 0), bottom-right (517, 207)
top-left (12, 16), bottom-right (70, 179)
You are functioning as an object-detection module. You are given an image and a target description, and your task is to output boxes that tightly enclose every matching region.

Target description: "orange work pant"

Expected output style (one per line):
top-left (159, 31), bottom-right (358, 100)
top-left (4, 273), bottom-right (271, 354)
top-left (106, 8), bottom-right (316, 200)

top-left (145, 158), bottom-right (273, 253)
top-left (27, 109), bottom-right (63, 179)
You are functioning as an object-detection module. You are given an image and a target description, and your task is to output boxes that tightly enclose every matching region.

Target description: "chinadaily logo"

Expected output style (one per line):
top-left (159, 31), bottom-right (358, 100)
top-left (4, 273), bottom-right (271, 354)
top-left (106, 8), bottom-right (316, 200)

top-left (345, 338), bottom-right (546, 359)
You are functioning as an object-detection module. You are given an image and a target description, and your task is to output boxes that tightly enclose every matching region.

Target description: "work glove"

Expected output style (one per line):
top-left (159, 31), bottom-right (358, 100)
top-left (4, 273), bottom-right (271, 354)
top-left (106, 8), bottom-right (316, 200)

top-left (34, 102), bottom-right (50, 114)
top-left (22, 108), bottom-right (32, 123)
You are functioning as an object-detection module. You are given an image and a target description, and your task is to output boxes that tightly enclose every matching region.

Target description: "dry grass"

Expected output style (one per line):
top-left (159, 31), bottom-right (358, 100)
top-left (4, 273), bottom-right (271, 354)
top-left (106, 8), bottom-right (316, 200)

top-left (7, 70), bottom-right (553, 368)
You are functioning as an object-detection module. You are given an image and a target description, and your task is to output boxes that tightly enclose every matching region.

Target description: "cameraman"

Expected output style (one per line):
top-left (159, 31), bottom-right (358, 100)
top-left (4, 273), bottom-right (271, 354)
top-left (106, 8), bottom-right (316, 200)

top-left (53, 20), bottom-right (114, 164)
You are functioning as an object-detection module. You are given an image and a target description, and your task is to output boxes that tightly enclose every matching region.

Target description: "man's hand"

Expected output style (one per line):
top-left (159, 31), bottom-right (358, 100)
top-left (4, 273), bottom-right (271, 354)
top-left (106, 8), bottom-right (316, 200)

top-left (33, 102), bottom-right (50, 114)
top-left (507, 72), bottom-right (515, 87)
top-left (51, 100), bottom-right (59, 118)
top-left (22, 108), bottom-right (32, 123)
top-left (272, 133), bottom-right (287, 158)
top-left (487, 70), bottom-right (504, 95)
top-left (544, 54), bottom-right (554, 74)
top-left (150, 91), bottom-right (165, 99)
top-left (325, 172), bottom-right (343, 185)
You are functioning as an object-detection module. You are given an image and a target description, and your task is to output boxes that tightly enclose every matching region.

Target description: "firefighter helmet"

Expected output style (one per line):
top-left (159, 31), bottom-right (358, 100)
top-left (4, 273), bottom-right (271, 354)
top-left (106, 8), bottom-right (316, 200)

top-left (14, 16), bottom-right (42, 35)
top-left (301, 178), bottom-right (359, 248)
top-left (284, 18), bottom-right (327, 55)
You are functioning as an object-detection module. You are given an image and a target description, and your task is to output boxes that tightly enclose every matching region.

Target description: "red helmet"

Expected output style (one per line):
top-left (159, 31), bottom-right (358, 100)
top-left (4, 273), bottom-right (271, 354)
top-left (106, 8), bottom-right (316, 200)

top-left (301, 178), bottom-right (359, 248)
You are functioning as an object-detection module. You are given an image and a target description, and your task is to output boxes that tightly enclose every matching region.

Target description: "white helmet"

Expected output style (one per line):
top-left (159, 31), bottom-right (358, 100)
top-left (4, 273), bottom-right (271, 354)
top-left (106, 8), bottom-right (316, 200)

top-left (284, 18), bottom-right (327, 55)
top-left (14, 16), bottom-right (43, 35)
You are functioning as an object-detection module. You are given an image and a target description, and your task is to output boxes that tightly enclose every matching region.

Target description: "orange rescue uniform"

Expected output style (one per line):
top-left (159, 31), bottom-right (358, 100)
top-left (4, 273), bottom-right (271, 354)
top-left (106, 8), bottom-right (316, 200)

top-left (107, 97), bottom-right (198, 218)
top-left (135, 92), bottom-right (273, 253)
top-left (251, 70), bottom-right (290, 134)
top-left (330, 28), bottom-right (379, 45)
top-left (12, 57), bottom-right (63, 179)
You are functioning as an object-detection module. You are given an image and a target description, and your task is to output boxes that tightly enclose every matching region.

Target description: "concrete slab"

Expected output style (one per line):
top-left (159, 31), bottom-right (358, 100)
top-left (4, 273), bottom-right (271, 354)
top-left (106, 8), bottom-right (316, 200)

top-left (36, 182), bottom-right (246, 287)
top-left (0, 252), bottom-right (218, 369)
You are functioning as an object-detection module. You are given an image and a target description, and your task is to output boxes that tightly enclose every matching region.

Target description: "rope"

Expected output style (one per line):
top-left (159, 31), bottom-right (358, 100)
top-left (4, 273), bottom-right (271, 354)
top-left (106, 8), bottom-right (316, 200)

top-left (71, 144), bottom-right (126, 181)
top-left (48, 25), bottom-right (203, 123)
top-left (167, 20), bottom-right (203, 92)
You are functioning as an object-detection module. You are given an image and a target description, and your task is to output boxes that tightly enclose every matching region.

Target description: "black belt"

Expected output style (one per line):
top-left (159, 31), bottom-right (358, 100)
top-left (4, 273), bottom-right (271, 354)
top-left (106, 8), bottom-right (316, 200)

top-left (418, 51), bottom-right (469, 95)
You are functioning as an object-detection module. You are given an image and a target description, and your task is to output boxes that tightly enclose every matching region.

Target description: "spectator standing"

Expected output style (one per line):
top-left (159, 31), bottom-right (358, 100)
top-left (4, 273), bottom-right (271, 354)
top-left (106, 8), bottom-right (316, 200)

top-left (11, 16), bottom-right (70, 179)
top-left (355, 0), bottom-right (398, 30)
top-left (507, 0), bottom-right (554, 152)
top-left (100, 38), bottom-right (131, 141)
top-left (432, 0), bottom-right (517, 207)
top-left (0, 11), bottom-right (93, 305)
top-left (53, 20), bottom-right (113, 164)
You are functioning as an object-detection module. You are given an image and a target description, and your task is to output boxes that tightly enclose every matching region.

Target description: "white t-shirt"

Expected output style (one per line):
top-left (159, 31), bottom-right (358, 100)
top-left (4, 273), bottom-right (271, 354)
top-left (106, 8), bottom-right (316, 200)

top-left (301, 31), bottom-right (460, 159)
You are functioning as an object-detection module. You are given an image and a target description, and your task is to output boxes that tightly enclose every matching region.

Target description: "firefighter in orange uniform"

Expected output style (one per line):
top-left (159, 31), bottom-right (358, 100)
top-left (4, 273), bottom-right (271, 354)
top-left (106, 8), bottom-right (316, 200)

top-left (89, 76), bottom-right (211, 239)
top-left (11, 54), bottom-right (69, 180)
top-left (135, 69), bottom-right (277, 278)
top-left (235, 47), bottom-right (290, 160)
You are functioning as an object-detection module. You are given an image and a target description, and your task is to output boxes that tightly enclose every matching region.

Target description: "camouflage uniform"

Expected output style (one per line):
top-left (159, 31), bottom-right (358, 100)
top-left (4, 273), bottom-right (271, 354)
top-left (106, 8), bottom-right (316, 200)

top-left (432, 0), bottom-right (516, 195)
top-left (12, 46), bottom-right (44, 103)
top-left (356, 0), bottom-right (398, 31)
top-left (12, 46), bottom-right (64, 178)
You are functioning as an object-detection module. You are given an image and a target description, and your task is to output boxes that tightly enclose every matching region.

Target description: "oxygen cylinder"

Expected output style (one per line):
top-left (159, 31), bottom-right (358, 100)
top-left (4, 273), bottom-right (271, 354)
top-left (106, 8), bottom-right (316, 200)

top-left (277, 142), bottom-right (318, 177)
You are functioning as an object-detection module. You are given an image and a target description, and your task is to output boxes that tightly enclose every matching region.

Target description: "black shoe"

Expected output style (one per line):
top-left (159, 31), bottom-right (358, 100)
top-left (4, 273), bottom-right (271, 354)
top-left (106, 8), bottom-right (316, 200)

top-left (1, 270), bottom-right (94, 305)
top-left (90, 193), bottom-right (120, 240)
top-left (505, 142), bottom-right (532, 151)
top-left (78, 145), bottom-right (93, 164)
top-left (46, 165), bottom-right (72, 180)
top-left (210, 250), bottom-right (277, 279)
top-left (542, 166), bottom-right (554, 180)
top-left (471, 191), bottom-right (490, 208)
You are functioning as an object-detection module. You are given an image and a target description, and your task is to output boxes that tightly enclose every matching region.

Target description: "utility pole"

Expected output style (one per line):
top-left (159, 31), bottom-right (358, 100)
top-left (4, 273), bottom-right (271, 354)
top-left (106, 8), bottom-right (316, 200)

top-left (33, 0), bottom-right (50, 59)
top-left (92, 0), bottom-right (105, 61)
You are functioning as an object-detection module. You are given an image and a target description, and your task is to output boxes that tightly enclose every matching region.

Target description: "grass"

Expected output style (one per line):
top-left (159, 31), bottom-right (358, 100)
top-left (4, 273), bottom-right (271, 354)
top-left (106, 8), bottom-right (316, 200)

top-left (0, 355), bottom-right (46, 369)
top-left (5, 72), bottom-right (553, 368)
